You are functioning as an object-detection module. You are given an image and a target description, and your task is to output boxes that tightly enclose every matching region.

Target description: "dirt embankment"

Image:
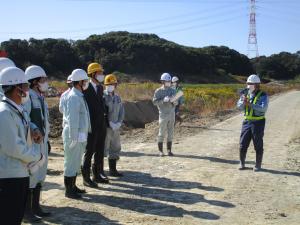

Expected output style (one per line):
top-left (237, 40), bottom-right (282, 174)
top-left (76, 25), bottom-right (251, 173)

top-left (48, 99), bottom-right (159, 138)
top-left (48, 97), bottom-right (237, 143)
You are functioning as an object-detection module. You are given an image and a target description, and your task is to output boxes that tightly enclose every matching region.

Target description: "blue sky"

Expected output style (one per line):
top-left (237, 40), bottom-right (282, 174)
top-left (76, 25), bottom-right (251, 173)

top-left (0, 0), bottom-right (299, 56)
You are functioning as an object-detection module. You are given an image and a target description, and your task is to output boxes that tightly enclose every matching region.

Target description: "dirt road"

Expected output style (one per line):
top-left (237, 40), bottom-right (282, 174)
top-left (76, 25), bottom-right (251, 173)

top-left (23, 91), bottom-right (300, 225)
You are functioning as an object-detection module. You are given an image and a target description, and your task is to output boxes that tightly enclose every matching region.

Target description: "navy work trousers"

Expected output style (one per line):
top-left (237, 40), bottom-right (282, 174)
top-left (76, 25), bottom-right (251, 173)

top-left (239, 119), bottom-right (265, 164)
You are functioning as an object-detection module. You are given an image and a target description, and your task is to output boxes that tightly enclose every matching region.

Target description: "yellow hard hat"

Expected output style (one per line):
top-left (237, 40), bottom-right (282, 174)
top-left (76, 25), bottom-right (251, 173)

top-left (104, 74), bottom-right (118, 85)
top-left (87, 62), bottom-right (104, 76)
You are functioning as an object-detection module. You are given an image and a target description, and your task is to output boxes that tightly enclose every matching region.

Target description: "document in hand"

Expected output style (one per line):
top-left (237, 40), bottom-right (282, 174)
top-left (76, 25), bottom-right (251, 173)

top-left (170, 91), bottom-right (183, 103)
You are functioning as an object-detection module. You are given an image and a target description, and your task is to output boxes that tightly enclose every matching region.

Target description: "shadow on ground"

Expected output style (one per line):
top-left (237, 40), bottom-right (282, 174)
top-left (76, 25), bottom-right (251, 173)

top-left (38, 206), bottom-right (120, 225)
top-left (116, 171), bottom-right (223, 191)
top-left (83, 194), bottom-right (220, 220)
top-left (122, 151), bottom-right (255, 165)
top-left (43, 181), bottom-right (64, 191)
top-left (103, 181), bottom-right (234, 208)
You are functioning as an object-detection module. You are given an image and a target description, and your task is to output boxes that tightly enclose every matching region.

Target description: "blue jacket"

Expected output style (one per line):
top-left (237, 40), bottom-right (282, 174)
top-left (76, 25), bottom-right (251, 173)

top-left (104, 91), bottom-right (125, 124)
top-left (237, 90), bottom-right (269, 117)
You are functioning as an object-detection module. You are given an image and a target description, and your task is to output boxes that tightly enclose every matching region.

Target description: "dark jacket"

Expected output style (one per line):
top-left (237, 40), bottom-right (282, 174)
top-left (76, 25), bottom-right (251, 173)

top-left (83, 83), bottom-right (107, 133)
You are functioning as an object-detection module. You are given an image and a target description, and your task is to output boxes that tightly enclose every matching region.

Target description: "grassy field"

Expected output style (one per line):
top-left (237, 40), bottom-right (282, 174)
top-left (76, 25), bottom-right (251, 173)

top-left (49, 80), bottom-right (299, 116)
top-left (117, 82), bottom-right (298, 116)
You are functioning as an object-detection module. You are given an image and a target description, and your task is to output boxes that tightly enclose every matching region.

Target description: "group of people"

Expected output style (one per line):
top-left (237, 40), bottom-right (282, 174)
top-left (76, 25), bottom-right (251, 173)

top-left (0, 55), bottom-right (268, 225)
top-left (59, 63), bottom-right (125, 201)
top-left (0, 58), bottom-right (51, 224)
top-left (0, 58), bottom-right (125, 224)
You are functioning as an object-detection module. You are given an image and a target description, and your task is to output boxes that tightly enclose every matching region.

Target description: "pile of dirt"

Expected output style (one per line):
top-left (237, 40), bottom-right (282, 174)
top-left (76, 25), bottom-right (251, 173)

top-left (123, 100), bottom-right (159, 128)
top-left (48, 104), bottom-right (63, 138)
top-left (47, 99), bottom-right (160, 138)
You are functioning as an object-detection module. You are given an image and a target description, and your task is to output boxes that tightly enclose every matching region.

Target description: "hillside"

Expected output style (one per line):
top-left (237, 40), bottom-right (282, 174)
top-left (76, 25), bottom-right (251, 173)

top-left (1, 31), bottom-right (300, 83)
top-left (0, 31), bottom-right (252, 83)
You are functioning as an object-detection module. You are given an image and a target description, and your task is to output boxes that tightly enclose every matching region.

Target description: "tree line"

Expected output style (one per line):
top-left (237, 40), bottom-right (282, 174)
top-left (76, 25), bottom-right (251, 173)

top-left (1, 31), bottom-right (299, 82)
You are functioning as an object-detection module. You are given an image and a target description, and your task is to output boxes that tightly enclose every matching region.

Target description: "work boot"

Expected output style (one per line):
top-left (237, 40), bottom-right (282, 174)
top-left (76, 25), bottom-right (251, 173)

top-left (253, 152), bottom-right (263, 172)
top-left (167, 142), bottom-right (174, 156)
top-left (32, 183), bottom-right (51, 217)
top-left (92, 165), bottom-right (109, 184)
top-left (238, 150), bottom-right (246, 170)
top-left (73, 175), bottom-right (86, 194)
top-left (158, 142), bottom-right (164, 157)
top-left (81, 167), bottom-right (98, 188)
top-left (109, 159), bottom-right (123, 177)
top-left (23, 189), bottom-right (42, 223)
top-left (64, 176), bottom-right (81, 199)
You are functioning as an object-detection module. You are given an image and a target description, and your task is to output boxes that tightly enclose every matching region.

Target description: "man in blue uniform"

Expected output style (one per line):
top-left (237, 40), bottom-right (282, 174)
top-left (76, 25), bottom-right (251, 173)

top-left (237, 74), bottom-right (269, 172)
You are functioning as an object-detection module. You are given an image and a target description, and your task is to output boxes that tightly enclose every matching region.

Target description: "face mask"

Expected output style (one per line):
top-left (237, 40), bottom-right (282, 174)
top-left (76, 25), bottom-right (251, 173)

top-left (247, 84), bottom-right (255, 93)
top-left (82, 81), bottom-right (89, 91)
top-left (96, 75), bottom-right (105, 83)
top-left (164, 82), bottom-right (171, 87)
top-left (38, 82), bottom-right (49, 92)
top-left (21, 91), bottom-right (30, 104)
top-left (106, 85), bottom-right (115, 93)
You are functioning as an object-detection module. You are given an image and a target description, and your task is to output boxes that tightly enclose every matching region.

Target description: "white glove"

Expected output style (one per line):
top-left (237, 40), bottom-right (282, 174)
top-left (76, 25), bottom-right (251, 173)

top-left (115, 122), bottom-right (122, 130)
top-left (78, 132), bottom-right (87, 143)
top-left (28, 154), bottom-right (45, 175)
top-left (163, 96), bottom-right (170, 103)
top-left (69, 139), bottom-right (78, 148)
top-left (109, 121), bottom-right (116, 130)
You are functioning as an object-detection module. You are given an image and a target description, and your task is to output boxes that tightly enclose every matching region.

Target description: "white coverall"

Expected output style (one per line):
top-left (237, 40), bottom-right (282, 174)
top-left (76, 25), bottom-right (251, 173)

top-left (62, 88), bottom-right (91, 177)
top-left (59, 88), bottom-right (71, 128)
top-left (152, 86), bottom-right (177, 143)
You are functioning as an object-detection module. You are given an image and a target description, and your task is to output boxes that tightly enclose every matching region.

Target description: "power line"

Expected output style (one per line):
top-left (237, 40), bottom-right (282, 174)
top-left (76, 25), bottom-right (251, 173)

top-left (0, 3), bottom-right (243, 35)
top-left (158, 14), bottom-right (246, 35)
top-left (0, 5), bottom-right (245, 35)
top-left (134, 6), bottom-right (247, 32)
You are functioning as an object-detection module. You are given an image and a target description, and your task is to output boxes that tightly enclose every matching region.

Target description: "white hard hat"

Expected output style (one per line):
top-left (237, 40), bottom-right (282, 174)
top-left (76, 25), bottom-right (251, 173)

top-left (0, 57), bottom-right (15, 72)
top-left (0, 67), bottom-right (28, 86)
top-left (25, 65), bottom-right (47, 81)
top-left (172, 76), bottom-right (179, 83)
top-left (160, 73), bottom-right (172, 82)
top-left (67, 74), bottom-right (72, 83)
top-left (70, 69), bottom-right (88, 81)
top-left (247, 74), bottom-right (261, 84)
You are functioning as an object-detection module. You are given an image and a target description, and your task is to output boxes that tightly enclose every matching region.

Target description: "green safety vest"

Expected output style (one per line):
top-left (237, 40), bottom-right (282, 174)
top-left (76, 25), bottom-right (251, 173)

top-left (245, 90), bottom-right (265, 121)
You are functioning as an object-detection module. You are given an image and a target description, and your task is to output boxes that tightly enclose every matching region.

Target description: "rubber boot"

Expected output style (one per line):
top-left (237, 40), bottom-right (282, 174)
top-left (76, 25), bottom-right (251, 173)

top-left (64, 176), bottom-right (81, 199)
top-left (73, 175), bottom-right (86, 194)
top-left (92, 165), bottom-right (109, 184)
top-left (81, 167), bottom-right (98, 188)
top-left (32, 183), bottom-right (51, 217)
top-left (158, 142), bottom-right (164, 157)
top-left (254, 152), bottom-right (263, 172)
top-left (23, 189), bottom-right (42, 223)
top-left (167, 142), bottom-right (174, 156)
top-left (238, 150), bottom-right (246, 170)
top-left (109, 159), bottom-right (123, 177)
